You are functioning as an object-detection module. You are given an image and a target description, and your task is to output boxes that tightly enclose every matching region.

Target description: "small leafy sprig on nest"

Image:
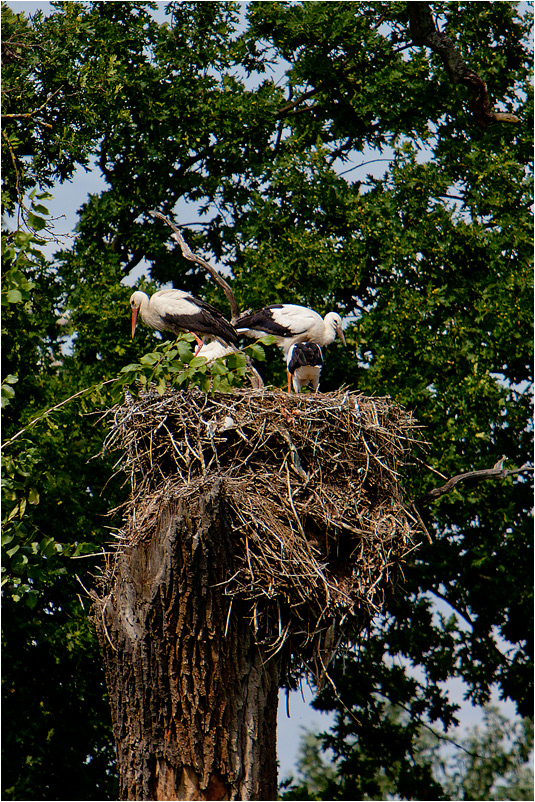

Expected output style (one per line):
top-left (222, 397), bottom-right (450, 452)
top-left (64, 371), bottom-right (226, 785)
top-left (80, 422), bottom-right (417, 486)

top-left (111, 336), bottom-right (269, 402)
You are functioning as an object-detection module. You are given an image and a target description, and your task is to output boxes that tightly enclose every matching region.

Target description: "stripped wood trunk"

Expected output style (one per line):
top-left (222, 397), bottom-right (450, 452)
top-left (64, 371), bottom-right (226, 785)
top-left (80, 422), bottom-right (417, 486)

top-left (95, 479), bottom-right (280, 800)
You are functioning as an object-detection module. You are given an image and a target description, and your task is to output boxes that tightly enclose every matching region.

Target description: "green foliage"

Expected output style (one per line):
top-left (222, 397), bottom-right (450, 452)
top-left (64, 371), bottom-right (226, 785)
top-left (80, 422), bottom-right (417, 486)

top-left (279, 731), bottom-right (338, 801)
top-left (1, 374), bottom-right (18, 407)
top-left (439, 708), bottom-right (534, 801)
top-left (2, 592), bottom-right (119, 801)
top-left (281, 706), bottom-right (534, 801)
top-left (1, 1), bottom-right (532, 798)
top-left (114, 337), bottom-right (257, 398)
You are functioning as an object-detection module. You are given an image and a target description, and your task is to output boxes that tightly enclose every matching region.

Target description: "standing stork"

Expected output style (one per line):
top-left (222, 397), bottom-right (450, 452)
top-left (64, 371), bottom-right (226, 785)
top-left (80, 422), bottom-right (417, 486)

top-left (130, 289), bottom-right (238, 352)
top-left (286, 342), bottom-right (323, 393)
top-left (236, 303), bottom-right (346, 390)
top-left (236, 304), bottom-right (346, 354)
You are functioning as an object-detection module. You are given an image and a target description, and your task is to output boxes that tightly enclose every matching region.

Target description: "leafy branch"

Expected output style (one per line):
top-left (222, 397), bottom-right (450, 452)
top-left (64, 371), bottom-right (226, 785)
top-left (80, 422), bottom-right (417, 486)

top-left (407, 2), bottom-right (520, 129)
top-left (2, 337), bottom-right (267, 450)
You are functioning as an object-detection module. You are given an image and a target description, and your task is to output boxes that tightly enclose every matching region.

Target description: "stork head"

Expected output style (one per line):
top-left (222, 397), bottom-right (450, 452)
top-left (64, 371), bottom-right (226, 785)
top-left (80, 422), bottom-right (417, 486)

top-left (129, 291), bottom-right (146, 338)
top-left (325, 312), bottom-right (347, 346)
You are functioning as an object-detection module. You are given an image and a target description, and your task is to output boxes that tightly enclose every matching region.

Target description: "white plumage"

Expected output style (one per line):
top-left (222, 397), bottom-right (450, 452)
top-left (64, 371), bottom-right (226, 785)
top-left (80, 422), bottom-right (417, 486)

top-left (236, 303), bottom-right (346, 354)
top-left (129, 289), bottom-right (237, 347)
top-left (286, 342), bottom-right (323, 393)
top-left (195, 340), bottom-right (235, 364)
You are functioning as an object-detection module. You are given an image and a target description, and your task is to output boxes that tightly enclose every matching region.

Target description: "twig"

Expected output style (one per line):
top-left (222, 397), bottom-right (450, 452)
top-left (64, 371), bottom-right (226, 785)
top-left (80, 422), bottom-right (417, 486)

top-left (148, 210), bottom-right (239, 321)
top-left (3, 87), bottom-right (63, 121)
top-left (414, 456), bottom-right (532, 507)
top-left (409, 502), bottom-right (433, 544)
top-left (2, 378), bottom-right (117, 448)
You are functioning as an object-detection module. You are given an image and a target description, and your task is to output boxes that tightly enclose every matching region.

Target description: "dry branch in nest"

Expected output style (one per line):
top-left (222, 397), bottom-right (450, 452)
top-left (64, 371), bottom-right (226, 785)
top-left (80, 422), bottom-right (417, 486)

top-left (101, 387), bottom-right (424, 684)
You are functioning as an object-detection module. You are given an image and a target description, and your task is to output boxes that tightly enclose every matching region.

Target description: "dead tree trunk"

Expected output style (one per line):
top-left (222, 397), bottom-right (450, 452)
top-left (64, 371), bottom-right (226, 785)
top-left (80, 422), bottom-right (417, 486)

top-left (96, 388), bottom-right (424, 800)
top-left (95, 479), bottom-right (280, 801)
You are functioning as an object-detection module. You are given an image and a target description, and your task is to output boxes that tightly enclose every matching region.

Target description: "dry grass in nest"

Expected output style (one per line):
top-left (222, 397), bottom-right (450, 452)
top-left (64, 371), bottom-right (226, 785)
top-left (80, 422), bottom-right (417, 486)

top-left (102, 387), bottom-right (424, 682)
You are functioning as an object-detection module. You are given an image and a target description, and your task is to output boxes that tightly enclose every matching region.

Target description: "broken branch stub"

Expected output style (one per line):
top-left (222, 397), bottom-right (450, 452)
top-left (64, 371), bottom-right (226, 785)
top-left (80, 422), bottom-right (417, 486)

top-left (148, 210), bottom-right (239, 322)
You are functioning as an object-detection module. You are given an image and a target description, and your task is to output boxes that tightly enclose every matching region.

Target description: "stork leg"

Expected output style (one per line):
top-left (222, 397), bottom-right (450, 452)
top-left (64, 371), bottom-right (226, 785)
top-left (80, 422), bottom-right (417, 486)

top-left (287, 370), bottom-right (292, 393)
top-left (192, 333), bottom-right (205, 356)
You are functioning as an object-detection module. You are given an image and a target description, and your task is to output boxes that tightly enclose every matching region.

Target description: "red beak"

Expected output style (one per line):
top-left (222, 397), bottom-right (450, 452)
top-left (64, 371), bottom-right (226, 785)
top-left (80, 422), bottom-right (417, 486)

top-left (131, 307), bottom-right (139, 338)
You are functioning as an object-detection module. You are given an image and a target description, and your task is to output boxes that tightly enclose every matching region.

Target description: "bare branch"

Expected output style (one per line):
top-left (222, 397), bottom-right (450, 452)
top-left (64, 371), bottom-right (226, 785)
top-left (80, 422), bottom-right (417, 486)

top-left (407, 2), bottom-right (520, 129)
top-left (148, 210), bottom-right (239, 322)
top-left (2, 379), bottom-right (117, 449)
top-left (2, 87), bottom-right (63, 125)
top-left (276, 87), bottom-right (320, 118)
top-left (415, 456), bottom-right (532, 508)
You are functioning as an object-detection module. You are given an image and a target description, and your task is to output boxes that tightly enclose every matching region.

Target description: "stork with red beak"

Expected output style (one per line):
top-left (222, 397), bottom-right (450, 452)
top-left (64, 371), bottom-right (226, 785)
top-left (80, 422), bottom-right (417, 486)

top-left (236, 303), bottom-right (346, 354)
top-left (236, 303), bottom-right (346, 390)
top-left (130, 289), bottom-right (238, 352)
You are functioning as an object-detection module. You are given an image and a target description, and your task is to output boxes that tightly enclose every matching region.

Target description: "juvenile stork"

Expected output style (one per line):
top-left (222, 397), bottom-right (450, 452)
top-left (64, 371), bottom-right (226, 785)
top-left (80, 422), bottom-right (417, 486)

top-left (236, 303), bottom-right (346, 354)
top-left (129, 289), bottom-right (237, 352)
top-left (286, 342), bottom-right (323, 393)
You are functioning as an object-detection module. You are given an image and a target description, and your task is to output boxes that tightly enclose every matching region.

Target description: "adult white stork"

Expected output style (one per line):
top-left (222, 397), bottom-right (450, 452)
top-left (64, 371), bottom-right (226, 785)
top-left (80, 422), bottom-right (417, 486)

top-left (236, 303), bottom-right (346, 354)
top-left (286, 342), bottom-right (323, 393)
top-left (130, 289), bottom-right (238, 351)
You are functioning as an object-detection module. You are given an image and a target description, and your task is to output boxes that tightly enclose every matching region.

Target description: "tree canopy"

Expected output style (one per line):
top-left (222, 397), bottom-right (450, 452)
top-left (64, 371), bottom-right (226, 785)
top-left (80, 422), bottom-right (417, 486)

top-left (2, 2), bottom-right (532, 799)
top-left (281, 705), bottom-right (534, 800)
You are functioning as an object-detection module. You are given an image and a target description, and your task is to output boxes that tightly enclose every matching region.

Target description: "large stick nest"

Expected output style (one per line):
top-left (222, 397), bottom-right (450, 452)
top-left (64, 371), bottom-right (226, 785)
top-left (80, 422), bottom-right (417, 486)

top-left (102, 387), bottom-right (423, 682)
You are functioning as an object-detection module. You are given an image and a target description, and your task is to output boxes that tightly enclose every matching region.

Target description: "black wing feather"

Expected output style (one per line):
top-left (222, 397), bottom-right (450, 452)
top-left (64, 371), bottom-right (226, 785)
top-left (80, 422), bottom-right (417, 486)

top-left (237, 305), bottom-right (306, 338)
top-left (287, 343), bottom-right (323, 374)
top-left (162, 296), bottom-right (237, 343)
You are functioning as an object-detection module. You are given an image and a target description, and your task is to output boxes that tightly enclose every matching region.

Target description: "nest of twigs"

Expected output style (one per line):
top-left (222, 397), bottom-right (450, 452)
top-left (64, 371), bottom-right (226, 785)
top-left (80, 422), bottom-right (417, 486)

top-left (102, 387), bottom-right (423, 682)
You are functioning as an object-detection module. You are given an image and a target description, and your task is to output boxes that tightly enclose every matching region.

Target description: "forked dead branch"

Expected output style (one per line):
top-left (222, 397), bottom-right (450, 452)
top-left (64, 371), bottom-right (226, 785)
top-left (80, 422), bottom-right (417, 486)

top-left (98, 387), bottom-right (423, 681)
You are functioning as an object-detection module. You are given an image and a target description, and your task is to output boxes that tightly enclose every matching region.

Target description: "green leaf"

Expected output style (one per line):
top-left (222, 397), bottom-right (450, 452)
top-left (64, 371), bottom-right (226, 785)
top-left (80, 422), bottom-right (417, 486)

top-left (120, 363), bottom-right (142, 373)
top-left (26, 212), bottom-right (47, 231)
top-left (25, 592), bottom-right (39, 609)
top-left (245, 343), bottom-right (266, 361)
top-left (189, 356), bottom-right (209, 369)
top-left (210, 359), bottom-right (229, 376)
top-left (139, 353), bottom-right (160, 366)
top-left (28, 488), bottom-right (40, 505)
top-left (31, 204), bottom-right (50, 215)
top-left (6, 289), bottom-right (23, 304)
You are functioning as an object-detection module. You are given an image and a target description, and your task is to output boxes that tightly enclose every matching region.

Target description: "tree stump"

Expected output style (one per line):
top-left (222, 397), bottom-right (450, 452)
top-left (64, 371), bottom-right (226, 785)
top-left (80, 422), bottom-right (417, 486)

top-left (95, 479), bottom-right (280, 801)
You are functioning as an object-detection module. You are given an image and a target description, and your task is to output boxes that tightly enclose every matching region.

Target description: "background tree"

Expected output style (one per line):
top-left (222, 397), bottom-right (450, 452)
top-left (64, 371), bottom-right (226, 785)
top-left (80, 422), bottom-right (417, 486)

top-left (281, 705), bottom-right (534, 801)
top-left (2, 2), bottom-right (532, 799)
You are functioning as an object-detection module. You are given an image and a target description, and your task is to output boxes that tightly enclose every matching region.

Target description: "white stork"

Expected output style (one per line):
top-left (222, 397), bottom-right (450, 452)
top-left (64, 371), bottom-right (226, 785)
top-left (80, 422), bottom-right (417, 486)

top-left (286, 342), bottom-right (323, 393)
top-left (236, 303), bottom-right (345, 391)
top-left (129, 289), bottom-right (237, 352)
top-left (236, 303), bottom-right (346, 354)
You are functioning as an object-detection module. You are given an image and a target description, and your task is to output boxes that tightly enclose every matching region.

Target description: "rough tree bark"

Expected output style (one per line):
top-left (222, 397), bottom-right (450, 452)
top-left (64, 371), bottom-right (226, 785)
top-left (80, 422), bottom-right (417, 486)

top-left (94, 479), bottom-right (280, 801)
